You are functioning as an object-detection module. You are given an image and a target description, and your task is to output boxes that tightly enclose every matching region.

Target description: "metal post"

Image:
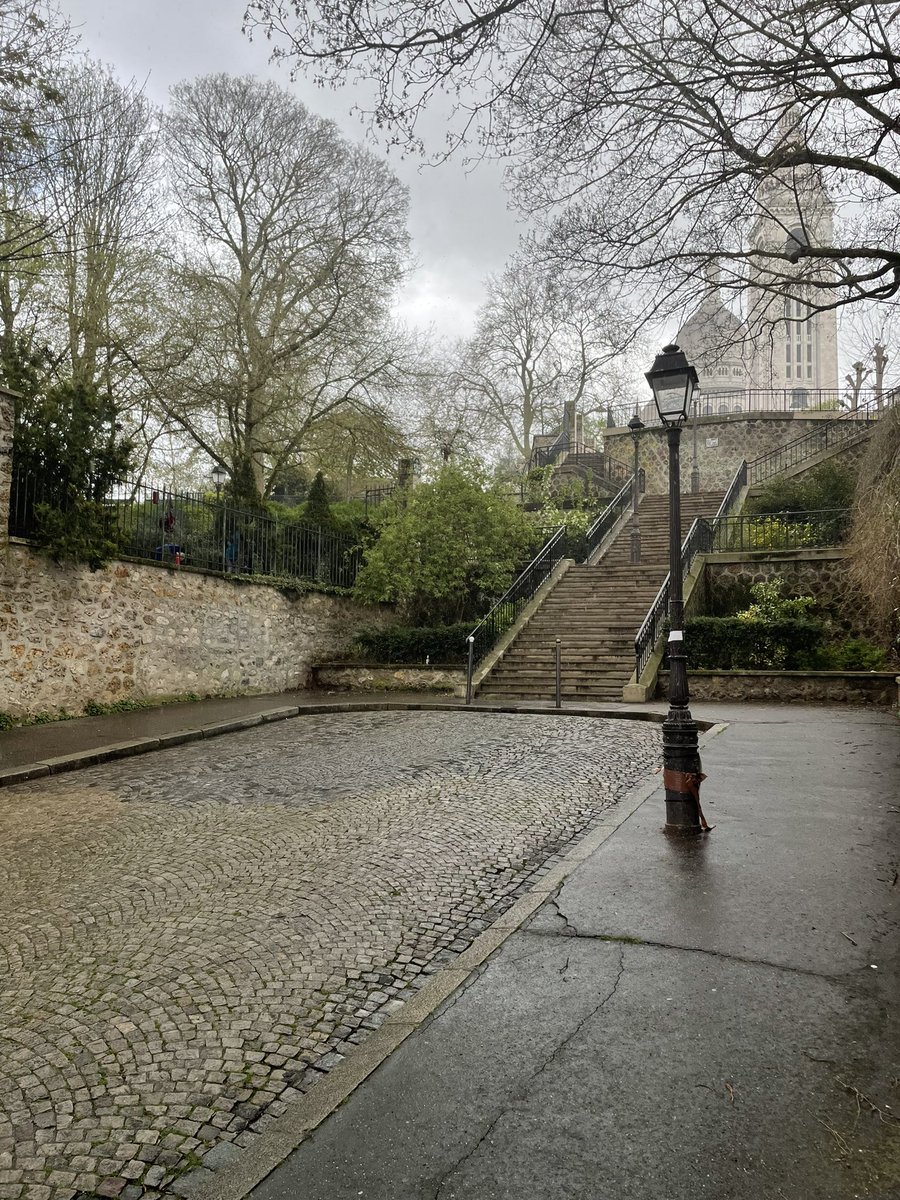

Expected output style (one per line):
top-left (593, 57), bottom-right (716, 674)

top-left (630, 446), bottom-right (641, 564)
top-left (691, 397), bottom-right (701, 494)
top-left (555, 637), bottom-right (561, 708)
top-left (662, 423), bottom-right (703, 836)
top-left (465, 636), bottom-right (475, 705)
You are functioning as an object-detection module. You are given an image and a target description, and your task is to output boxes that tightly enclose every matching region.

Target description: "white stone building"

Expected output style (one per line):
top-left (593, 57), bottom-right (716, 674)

top-left (675, 164), bottom-right (839, 407)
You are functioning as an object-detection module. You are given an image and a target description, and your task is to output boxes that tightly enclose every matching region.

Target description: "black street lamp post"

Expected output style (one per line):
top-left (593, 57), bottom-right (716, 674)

top-left (211, 464), bottom-right (228, 572)
top-left (645, 344), bottom-right (706, 837)
top-left (628, 413), bottom-right (644, 564)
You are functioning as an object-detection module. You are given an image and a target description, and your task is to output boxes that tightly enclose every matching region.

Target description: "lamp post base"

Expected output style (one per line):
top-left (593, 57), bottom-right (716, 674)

top-left (661, 706), bottom-right (704, 836)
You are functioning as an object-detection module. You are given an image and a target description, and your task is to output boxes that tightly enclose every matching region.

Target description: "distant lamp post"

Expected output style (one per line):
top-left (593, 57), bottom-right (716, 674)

top-left (690, 392), bottom-right (701, 494)
top-left (645, 343), bottom-right (706, 837)
top-left (627, 413), bottom-right (644, 564)
top-left (211, 464), bottom-right (228, 573)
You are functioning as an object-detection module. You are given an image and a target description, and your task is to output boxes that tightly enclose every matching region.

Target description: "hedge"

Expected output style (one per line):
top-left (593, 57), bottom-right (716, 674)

top-left (683, 616), bottom-right (825, 670)
top-left (352, 623), bottom-right (473, 664)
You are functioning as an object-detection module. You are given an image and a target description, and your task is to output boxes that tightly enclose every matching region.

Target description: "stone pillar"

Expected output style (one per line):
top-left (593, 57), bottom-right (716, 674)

top-left (0, 386), bottom-right (14, 547)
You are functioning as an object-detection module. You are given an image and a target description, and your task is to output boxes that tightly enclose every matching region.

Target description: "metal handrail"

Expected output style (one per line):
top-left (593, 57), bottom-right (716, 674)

top-left (633, 459), bottom-right (747, 681)
top-left (529, 430), bottom-right (570, 470)
top-left (466, 525), bottom-right (568, 670)
top-left (746, 390), bottom-right (894, 485)
top-left (714, 459), bottom-right (747, 520)
top-left (583, 474), bottom-right (634, 561)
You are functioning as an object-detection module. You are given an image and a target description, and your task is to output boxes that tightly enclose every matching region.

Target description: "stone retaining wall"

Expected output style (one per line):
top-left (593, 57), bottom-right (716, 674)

top-left (0, 542), bottom-right (393, 718)
top-left (312, 663), bottom-right (465, 693)
top-left (606, 412), bottom-right (863, 495)
top-left (657, 669), bottom-right (898, 705)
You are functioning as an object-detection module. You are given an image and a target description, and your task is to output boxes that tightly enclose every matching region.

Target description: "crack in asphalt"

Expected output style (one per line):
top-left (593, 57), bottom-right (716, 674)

top-left (530, 901), bottom-right (842, 981)
top-left (430, 945), bottom-right (627, 1200)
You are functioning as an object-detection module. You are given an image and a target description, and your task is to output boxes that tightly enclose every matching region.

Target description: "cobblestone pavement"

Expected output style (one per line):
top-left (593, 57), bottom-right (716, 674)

top-left (0, 711), bottom-right (659, 1200)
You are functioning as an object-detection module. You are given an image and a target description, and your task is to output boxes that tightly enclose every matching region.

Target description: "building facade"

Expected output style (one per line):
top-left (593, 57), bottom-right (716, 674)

top-left (675, 165), bottom-right (839, 408)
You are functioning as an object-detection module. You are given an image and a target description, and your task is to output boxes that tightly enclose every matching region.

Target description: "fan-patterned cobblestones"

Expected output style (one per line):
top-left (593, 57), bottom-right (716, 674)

top-left (0, 711), bottom-right (659, 1200)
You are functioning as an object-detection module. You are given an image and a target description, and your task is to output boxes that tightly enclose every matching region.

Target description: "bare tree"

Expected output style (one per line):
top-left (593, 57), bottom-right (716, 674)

top-left (0, 0), bottom-right (73, 266)
top-left (450, 244), bottom-right (626, 460)
top-left (841, 300), bottom-right (900, 403)
top-left (160, 74), bottom-right (411, 501)
top-left (37, 60), bottom-right (161, 392)
top-left (244, 0), bottom-right (900, 331)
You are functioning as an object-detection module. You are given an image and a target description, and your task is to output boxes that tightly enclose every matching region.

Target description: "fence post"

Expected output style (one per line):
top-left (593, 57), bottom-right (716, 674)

top-left (555, 637), bottom-right (561, 708)
top-left (465, 636), bottom-right (475, 705)
top-left (0, 385), bottom-right (13, 549)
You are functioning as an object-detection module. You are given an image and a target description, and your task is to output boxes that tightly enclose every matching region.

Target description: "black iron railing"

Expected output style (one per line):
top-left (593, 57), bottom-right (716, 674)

top-left (8, 468), bottom-right (362, 590)
top-left (746, 390), bottom-right (894, 484)
top-left (607, 387), bottom-right (897, 431)
top-left (529, 430), bottom-right (571, 470)
top-left (364, 485), bottom-right (395, 514)
top-left (710, 508), bottom-right (850, 552)
top-left (633, 460), bottom-right (747, 681)
top-left (583, 475), bottom-right (635, 562)
top-left (466, 526), bottom-right (567, 668)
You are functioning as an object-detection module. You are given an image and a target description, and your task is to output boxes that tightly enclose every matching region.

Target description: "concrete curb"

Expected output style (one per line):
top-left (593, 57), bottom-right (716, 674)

top-left (0, 699), bottom-right (714, 789)
top-left (188, 720), bottom-right (727, 1200)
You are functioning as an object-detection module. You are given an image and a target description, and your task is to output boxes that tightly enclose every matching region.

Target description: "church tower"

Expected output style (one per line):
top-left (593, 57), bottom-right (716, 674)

top-left (745, 164), bottom-right (839, 396)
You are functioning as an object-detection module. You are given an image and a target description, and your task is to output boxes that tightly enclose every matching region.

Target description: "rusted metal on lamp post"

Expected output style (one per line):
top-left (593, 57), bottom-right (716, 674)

top-left (645, 344), bottom-right (707, 837)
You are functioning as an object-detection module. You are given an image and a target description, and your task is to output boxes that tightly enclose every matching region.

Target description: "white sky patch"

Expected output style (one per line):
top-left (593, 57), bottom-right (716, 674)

top-left (60, 0), bottom-right (524, 342)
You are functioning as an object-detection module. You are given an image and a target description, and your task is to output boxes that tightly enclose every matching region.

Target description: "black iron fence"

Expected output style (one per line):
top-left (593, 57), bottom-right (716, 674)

top-left (529, 430), bottom-right (571, 470)
top-left (363, 485), bottom-right (395, 515)
top-left (633, 461), bottom-right (747, 681)
top-left (8, 468), bottom-right (362, 590)
top-left (709, 508), bottom-right (850, 553)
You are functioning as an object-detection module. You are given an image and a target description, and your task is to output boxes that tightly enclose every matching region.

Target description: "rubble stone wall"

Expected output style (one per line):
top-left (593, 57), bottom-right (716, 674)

top-left (605, 412), bottom-right (866, 494)
top-left (0, 543), bottom-right (392, 717)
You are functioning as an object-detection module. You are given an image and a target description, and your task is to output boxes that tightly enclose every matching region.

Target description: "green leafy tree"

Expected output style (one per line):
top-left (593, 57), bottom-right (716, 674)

top-left (353, 466), bottom-right (534, 625)
top-left (12, 378), bottom-right (135, 566)
top-left (303, 470), bottom-right (333, 527)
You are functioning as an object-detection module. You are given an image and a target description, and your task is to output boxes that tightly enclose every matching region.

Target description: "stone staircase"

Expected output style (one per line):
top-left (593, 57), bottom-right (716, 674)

top-left (477, 491), bottom-right (725, 703)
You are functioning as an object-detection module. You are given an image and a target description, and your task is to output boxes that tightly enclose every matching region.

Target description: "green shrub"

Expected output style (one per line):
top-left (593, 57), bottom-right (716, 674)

top-left (684, 616), bottom-right (825, 669)
top-left (817, 638), bottom-right (888, 671)
top-left (352, 623), bottom-right (473, 664)
top-left (737, 579), bottom-right (816, 621)
top-left (747, 461), bottom-right (855, 515)
top-left (353, 466), bottom-right (533, 625)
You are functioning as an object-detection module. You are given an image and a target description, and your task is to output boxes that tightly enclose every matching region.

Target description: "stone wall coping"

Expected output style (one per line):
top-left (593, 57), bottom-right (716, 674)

top-left (6, 538), bottom-right (368, 598)
top-left (316, 660), bottom-right (463, 670)
top-left (605, 409), bottom-right (852, 435)
top-left (660, 669), bottom-right (897, 680)
top-left (705, 548), bottom-right (847, 564)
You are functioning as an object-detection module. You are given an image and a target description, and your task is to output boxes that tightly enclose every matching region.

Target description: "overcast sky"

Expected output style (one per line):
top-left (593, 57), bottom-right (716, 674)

top-left (60, 0), bottom-right (526, 340)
